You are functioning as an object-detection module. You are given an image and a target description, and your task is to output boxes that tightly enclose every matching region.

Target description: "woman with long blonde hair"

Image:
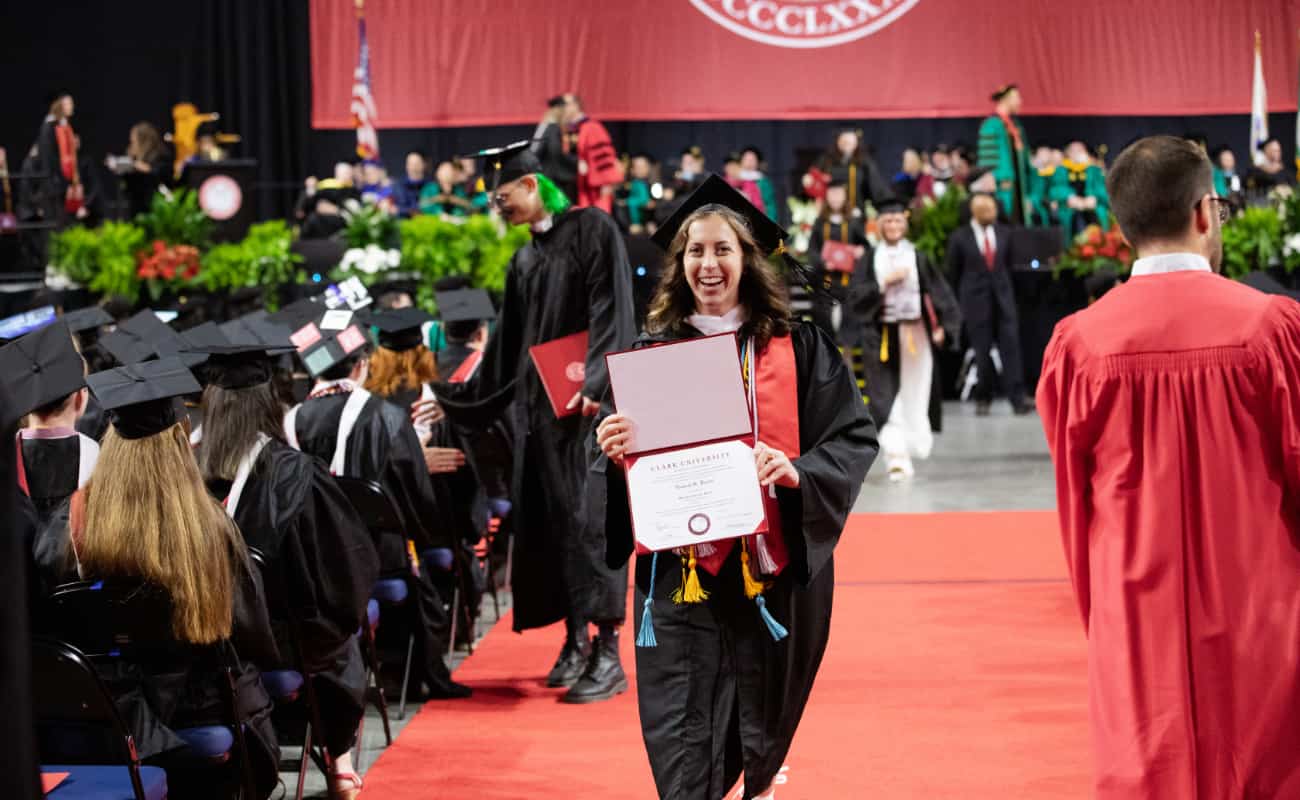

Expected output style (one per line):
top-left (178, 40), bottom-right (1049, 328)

top-left (32, 357), bottom-right (281, 797)
top-left (595, 176), bottom-right (877, 800)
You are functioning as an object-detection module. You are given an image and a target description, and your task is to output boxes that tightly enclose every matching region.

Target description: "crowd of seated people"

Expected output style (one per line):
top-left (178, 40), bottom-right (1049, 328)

top-left (7, 280), bottom-right (502, 798)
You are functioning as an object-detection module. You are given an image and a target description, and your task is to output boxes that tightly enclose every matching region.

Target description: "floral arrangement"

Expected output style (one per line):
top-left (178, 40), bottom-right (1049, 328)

top-left (137, 240), bottom-right (201, 300)
top-left (135, 189), bottom-right (213, 249)
top-left (341, 199), bottom-right (399, 249)
top-left (1054, 224), bottom-right (1134, 278)
top-left (786, 197), bottom-right (819, 256)
top-left (201, 220), bottom-right (303, 309)
top-left (338, 244), bottom-right (402, 277)
top-left (1221, 207), bottom-right (1282, 280)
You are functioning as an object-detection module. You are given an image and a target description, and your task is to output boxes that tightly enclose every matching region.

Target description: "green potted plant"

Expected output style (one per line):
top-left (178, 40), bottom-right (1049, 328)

top-left (201, 220), bottom-right (303, 310)
top-left (1221, 206), bottom-right (1282, 281)
top-left (910, 186), bottom-right (969, 265)
top-left (135, 189), bottom-right (214, 249)
top-left (89, 221), bottom-right (147, 303)
top-left (398, 214), bottom-right (529, 310)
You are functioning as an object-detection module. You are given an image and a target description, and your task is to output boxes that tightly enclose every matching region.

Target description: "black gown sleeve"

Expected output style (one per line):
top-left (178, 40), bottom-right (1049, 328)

top-left (434, 254), bottom-right (523, 426)
top-left (848, 247), bottom-right (882, 320)
top-left (580, 210), bottom-right (637, 405)
top-left (380, 407), bottom-right (445, 550)
top-left (780, 324), bottom-right (879, 583)
top-left (806, 221), bottom-right (826, 271)
top-left (919, 253), bottom-right (962, 345)
top-left (230, 546), bottom-right (281, 668)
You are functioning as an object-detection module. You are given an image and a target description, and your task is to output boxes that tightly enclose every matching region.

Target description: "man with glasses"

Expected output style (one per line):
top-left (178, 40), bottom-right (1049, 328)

top-left (1038, 135), bottom-right (1300, 797)
top-left (436, 141), bottom-right (637, 704)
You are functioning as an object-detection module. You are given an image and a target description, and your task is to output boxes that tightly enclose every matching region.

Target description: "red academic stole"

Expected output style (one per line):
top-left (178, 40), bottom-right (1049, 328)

top-left (696, 334), bottom-right (798, 577)
top-left (54, 122), bottom-right (84, 214)
top-left (14, 437), bottom-right (29, 496)
top-left (997, 111), bottom-right (1024, 152)
top-left (448, 349), bottom-right (483, 383)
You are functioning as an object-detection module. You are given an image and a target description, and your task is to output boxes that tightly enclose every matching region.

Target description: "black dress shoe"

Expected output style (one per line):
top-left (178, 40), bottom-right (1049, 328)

top-left (975, 400), bottom-right (992, 416)
top-left (545, 637), bottom-right (590, 688)
top-left (561, 635), bottom-right (627, 704)
top-left (424, 677), bottom-right (473, 699)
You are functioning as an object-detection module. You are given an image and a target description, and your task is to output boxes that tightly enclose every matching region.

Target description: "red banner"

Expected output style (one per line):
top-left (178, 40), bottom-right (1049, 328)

top-left (311, 0), bottom-right (1300, 129)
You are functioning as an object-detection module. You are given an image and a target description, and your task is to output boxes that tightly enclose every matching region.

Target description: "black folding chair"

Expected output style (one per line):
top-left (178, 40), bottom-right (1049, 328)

top-left (32, 637), bottom-right (169, 800)
top-left (334, 476), bottom-right (419, 719)
top-left (44, 579), bottom-right (260, 799)
top-left (246, 547), bottom-right (335, 800)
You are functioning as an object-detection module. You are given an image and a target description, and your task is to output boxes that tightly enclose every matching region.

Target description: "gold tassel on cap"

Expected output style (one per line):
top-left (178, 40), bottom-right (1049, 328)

top-left (880, 326), bottom-right (889, 363)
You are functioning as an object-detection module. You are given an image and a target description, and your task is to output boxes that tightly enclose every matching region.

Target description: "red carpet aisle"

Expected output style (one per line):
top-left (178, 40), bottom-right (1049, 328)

top-left (359, 512), bottom-right (1092, 798)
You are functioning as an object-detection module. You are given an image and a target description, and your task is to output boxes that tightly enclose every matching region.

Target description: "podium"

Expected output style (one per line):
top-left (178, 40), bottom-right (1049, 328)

top-left (180, 158), bottom-right (257, 242)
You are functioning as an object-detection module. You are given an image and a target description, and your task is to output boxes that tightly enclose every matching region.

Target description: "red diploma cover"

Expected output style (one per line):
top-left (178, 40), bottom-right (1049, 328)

top-left (820, 239), bottom-right (857, 273)
top-left (528, 330), bottom-right (589, 418)
top-left (606, 333), bottom-right (768, 553)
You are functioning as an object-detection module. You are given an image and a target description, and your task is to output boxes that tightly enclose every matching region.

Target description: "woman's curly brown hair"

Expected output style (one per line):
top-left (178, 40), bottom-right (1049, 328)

top-left (645, 204), bottom-right (791, 348)
top-left (364, 346), bottom-right (440, 396)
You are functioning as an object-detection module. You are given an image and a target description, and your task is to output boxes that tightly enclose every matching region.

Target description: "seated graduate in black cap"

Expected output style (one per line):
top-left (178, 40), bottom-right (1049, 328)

top-left (434, 287), bottom-right (496, 380)
top-left (594, 175), bottom-right (878, 800)
top-left (1, 321), bottom-right (98, 529)
top-left (849, 197), bottom-right (961, 482)
top-left (191, 336), bottom-right (379, 799)
top-left (284, 312), bottom-right (471, 700)
top-left (432, 139), bottom-right (637, 704)
top-left (30, 357), bottom-right (282, 798)
top-left (365, 307), bottom-right (489, 636)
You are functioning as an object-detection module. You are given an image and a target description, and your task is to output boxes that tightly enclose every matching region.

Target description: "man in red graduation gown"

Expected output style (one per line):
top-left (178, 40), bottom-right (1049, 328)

top-left (563, 93), bottom-right (623, 214)
top-left (1038, 135), bottom-right (1300, 798)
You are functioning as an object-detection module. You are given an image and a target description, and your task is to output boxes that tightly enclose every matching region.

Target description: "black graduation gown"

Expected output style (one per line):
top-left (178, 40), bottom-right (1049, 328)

top-left (600, 323), bottom-right (878, 800)
top-left (0, 390), bottom-right (40, 800)
top-left (30, 503), bottom-right (281, 792)
top-left (435, 342), bottom-right (475, 378)
top-left (76, 393), bottom-right (110, 442)
top-left (806, 216), bottom-right (870, 350)
top-left (438, 207), bottom-right (637, 631)
top-left (850, 248), bottom-right (963, 432)
top-left (207, 441), bottom-right (379, 757)
top-left (289, 389), bottom-right (460, 689)
top-left (18, 434), bottom-right (95, 529)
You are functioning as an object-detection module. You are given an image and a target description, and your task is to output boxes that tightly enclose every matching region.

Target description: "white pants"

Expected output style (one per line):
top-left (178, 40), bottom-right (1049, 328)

top-left (879, 321), bottom-right (934, 471)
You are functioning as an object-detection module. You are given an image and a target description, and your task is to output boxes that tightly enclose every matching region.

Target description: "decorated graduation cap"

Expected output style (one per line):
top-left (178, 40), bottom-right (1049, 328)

top-left (86, 357), bottom-right (201, 440)
top-left (60, 306), bottom-right (114, 335)
top-left (295, 309), bottom-right (372, 378)
top-left (650, 173), bottom-right (821, 291)
top-left (369, 307), bottom-right (435, 352)
top-left (0, 321), bottom-right (85, 417)
top-left (991, 83), bottom-right (1019, 102)
top-left (459, 140), bottom-right (541, 192)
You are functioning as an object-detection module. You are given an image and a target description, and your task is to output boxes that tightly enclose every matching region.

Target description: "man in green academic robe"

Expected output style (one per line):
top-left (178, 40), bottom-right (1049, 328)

top-left (1049, 141), bottom-right (1110, 243)
top-left (978, 84), bottom-right (1032, 224)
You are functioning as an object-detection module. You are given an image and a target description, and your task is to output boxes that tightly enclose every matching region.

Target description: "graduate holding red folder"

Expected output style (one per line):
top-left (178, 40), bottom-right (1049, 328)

top-left (433, 141), bottom-right (637, 704)
top-left (595, 175), bottom-right (878, 800)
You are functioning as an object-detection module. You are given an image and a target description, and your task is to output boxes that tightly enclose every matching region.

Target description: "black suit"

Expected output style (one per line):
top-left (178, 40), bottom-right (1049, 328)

top-left (945, 222), bottom-right (1025, 405)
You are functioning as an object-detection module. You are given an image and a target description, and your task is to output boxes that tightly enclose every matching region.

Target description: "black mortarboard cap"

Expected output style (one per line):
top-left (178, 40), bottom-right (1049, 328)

top-left (86, 357), bottom-right (200, 440)
top-left (369, 307), bottom-right (435, 352)
top-left (102, 310), bottom-right (205, 368)
top-left (266, 296), bottom-right (327, 330)
top-left (435, 289), bottom-right (496, 324)
top-left (459, 141), bottom-right (541, 191)
top-left (60, 306), bottom-right (114, 334)
top-left (0, 321), bottom-right (85, 417)
top-left (651, 173), bottom-right (825, 294)
top-left (184, 343), bottom-right (279, 390)
top-left (827, 167), bottom-right (851, 188)
top-left (875, 196), bottom-right (909, 215)
top-left (299, 322), bottom-right (371, 378)
top-left (991, 83), bottom-right (1018, 102)
top-left (181, 322), bottom-right (229, 351)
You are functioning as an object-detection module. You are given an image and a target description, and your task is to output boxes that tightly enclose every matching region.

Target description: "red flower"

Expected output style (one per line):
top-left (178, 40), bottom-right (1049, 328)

top-left (1086, 228), bottom-right (1103, 246)
top-left (1099, 244), bottom-right (1118, 258)
top-left (1080, 245), bottom-right (1097, 258)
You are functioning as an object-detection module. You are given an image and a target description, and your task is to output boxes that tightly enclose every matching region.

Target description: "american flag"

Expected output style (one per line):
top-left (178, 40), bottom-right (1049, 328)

top-left (351, 3), bottom-right (379, 160)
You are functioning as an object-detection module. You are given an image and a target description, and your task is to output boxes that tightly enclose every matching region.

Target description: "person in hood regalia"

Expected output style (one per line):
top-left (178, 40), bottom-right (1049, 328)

top-left (594, 175), bottom-right (878, 800)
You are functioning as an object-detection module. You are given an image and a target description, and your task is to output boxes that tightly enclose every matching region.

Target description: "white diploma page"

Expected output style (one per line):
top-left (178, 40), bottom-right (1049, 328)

top-left (626, 439), bottom-right (767, 551)
top-left (606, 333), bottom-right (767, 551)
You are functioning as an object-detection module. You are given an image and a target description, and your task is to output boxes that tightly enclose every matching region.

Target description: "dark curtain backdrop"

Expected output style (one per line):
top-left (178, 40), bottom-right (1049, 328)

top-left (0, 0), bottom-right (311, 221)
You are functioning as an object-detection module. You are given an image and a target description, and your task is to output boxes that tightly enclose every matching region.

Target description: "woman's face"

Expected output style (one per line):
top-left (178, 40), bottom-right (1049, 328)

top-left (879, 212), bottom-right (908, 244)
top-left (684, 215), bottom-right (744, 317)
top-left (825, 185), bottom-right (848, 213)
top-left (837, 132), bottom-right (858, 157)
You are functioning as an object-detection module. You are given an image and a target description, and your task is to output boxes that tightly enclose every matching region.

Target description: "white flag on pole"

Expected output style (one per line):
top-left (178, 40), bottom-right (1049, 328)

top-left (1250, 32), bottom-right (1269, 166)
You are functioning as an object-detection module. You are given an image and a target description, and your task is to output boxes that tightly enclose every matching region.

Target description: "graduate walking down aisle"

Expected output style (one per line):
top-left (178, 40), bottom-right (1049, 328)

top-left (434, 141), bottom-right (637, 704)
top-left (852, 199), bottom-right (960, 481)
top-left (595, 176), bottom-right (877, 800)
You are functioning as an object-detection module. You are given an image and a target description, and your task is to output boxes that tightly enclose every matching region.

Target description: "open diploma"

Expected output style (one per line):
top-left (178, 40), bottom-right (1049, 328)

top-left (605, 333), bottom-right (768, 553)
top-left (626, 440), bottom-right (767, 551)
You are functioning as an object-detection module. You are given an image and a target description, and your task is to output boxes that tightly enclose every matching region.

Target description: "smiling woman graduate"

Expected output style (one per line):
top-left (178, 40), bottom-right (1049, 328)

top-left (595, 175), bottom-right (878, 800)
